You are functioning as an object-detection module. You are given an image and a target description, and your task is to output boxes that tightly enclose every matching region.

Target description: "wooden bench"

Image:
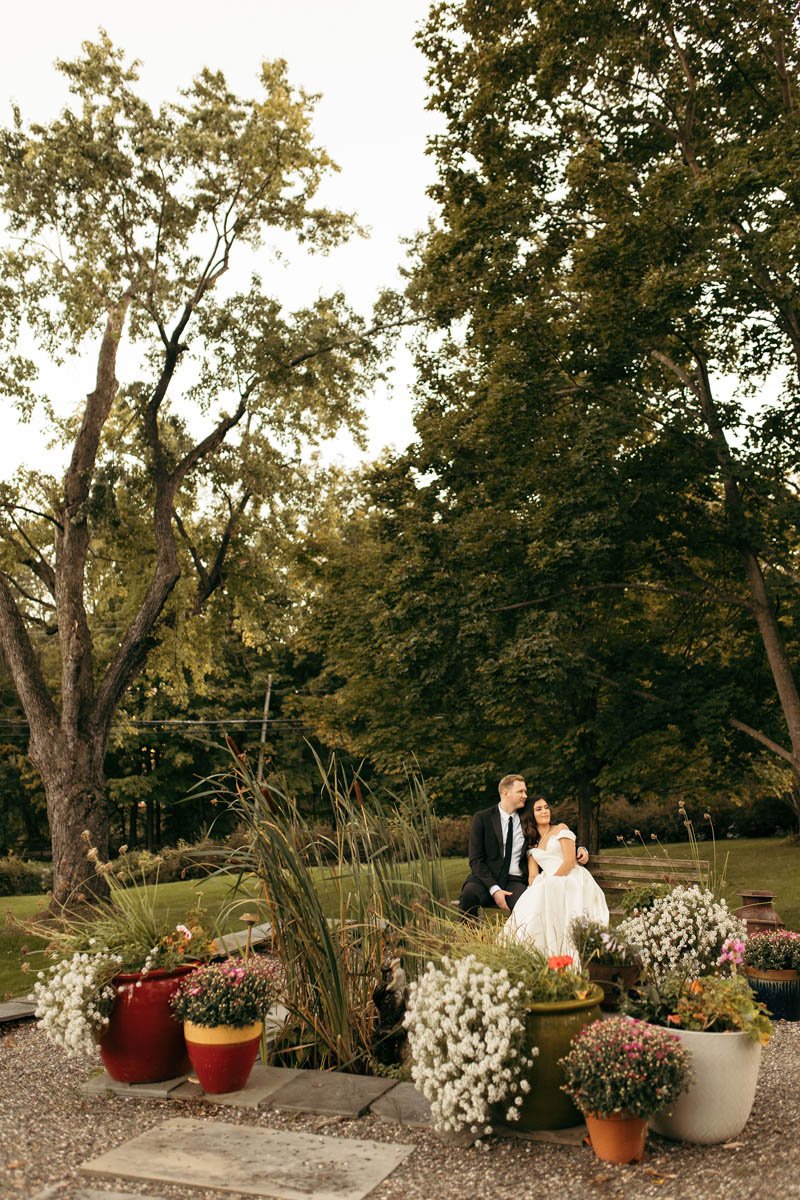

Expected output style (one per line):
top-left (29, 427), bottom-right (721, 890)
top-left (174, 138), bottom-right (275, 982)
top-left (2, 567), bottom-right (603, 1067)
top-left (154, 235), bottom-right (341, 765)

top-left (587, 853), bottom-right (710, 916)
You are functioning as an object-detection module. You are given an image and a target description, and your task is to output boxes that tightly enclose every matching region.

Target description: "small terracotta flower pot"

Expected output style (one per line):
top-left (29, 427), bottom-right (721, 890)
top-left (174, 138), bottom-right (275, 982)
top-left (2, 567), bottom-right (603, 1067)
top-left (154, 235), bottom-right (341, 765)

top-left (585, 1110), bottom-right (648, 1163)
top-left (184, 1020), bottom-right (263, 1094)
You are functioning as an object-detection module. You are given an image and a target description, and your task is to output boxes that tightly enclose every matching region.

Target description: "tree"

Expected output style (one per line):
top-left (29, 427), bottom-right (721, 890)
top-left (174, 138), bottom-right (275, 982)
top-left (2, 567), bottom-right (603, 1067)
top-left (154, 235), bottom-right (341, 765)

top-left (0, 36), bottom-right (398, 903)
top-left (410, 0), bottom-right (800, 813)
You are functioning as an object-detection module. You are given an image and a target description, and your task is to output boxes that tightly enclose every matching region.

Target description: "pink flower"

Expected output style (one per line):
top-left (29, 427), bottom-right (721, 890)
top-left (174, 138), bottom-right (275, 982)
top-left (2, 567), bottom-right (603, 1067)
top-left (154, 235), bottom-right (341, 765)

top-left (176, 924), bottom-right (193, 940)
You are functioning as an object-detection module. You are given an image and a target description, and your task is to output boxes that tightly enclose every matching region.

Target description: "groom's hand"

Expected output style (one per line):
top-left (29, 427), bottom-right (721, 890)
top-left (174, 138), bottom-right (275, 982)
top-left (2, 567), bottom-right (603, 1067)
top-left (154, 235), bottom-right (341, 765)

top-left (493, 889), bottom-right (512, 912)
top-left (577, 846), bottom-right (589, 866)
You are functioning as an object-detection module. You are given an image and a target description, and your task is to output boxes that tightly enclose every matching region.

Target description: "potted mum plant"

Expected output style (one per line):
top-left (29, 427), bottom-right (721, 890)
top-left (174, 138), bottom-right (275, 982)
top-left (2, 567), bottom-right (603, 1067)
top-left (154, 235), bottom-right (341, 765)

top-left (568, 916), bottom-right (640, 1011)
top-left (171, 956), bottom-right (281, 1093)
top-left (29, 840), bottom-right (214, 1083)
top-left (405, 934), bottom-right (602, 1137)
top-left (560, 1016), bottom-right (693, 1163)
top-left (744, 929), bottom-right (800, 1020)
top-left (624, 944), bottom-right (771, 1145)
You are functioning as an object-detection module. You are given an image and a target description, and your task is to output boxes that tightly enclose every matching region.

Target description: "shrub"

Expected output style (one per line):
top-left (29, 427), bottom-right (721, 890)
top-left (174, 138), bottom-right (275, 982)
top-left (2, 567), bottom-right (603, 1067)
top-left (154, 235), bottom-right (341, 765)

top-left (0, 856), bottom-right (52, 896)
top-left (617, 886), bottom-right (745, 984)
top-left (745, 929), bottom-right (800, 972)
top-left (560, 1016), bottom-right (693, 1118)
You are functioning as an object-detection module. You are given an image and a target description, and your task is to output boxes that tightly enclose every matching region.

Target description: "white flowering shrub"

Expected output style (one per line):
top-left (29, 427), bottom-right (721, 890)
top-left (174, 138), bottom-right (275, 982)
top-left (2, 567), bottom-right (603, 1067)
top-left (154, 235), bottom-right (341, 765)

top-left (404, 954), bottom-right (537, 1135)
top-left (32, 950), bottom-right (122, 1059)
top-left (618, 886), bottom-right (746, 983)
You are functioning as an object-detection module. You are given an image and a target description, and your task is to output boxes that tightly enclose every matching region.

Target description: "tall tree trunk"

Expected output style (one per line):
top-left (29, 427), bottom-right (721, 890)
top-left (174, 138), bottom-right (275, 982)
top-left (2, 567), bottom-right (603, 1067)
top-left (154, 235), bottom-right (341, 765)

top-left (30, 730), bottom-right (108, 904)
top-left (577, 772), bottom-right (600, 856)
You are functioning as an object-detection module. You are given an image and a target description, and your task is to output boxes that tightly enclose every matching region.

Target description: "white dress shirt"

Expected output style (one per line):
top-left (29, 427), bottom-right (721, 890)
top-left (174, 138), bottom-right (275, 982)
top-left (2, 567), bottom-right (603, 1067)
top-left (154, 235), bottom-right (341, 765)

top-left (489, 805), bottom-right (527, 895)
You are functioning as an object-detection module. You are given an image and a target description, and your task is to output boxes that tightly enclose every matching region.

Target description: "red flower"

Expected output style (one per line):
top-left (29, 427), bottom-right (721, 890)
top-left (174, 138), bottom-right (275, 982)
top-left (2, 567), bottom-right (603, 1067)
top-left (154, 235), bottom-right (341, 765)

top-left (547, 955), bottom-right (573, 971)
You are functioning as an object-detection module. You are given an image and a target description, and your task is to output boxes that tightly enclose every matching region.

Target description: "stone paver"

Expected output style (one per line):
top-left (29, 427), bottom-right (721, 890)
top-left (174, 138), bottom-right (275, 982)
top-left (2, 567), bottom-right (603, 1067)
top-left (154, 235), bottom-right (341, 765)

top-left (81, 1070), bottom-right (189, 1099)
top-left (273, 1070), bottom-right (397, 1117)
top-left (370, 1081), bottom-right (433, 1128)
top-left (34, 1188), bottom-right (162, 1200)
top-left (81, 1115), bottom-right (414, 1200)
top-left (0, 996), bottom-right (36, 1023)
top-left (171, 1063), bottom-right (299, 1107)
top-left (499, 1122), bottom-right (587, 1146)
top-left (211, 922), bottom-right (272, 956)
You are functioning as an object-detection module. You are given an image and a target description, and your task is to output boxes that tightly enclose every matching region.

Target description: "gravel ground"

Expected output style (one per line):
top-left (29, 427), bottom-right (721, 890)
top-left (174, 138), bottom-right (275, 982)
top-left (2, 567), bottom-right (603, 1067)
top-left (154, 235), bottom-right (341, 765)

top-left (1, 1020), bottom-right (799, 1200)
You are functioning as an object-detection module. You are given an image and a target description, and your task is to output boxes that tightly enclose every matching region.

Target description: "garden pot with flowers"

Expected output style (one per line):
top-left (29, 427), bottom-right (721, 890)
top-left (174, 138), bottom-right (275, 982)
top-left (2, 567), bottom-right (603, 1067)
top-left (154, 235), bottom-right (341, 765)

top-left (404, 935), bottom-right (601, 1139)
top-left (29, 843), bottom-right (214, 1084)
top-left (618, 887), bottom-right (770, 1143)
top-left (624, 953), bottom-right (772, 1145)
top-left (569, 916), bottom-right (640, 1012)
top-left (171, 956), bottom-right (281, 1093)
top-left (744, 929), bottom-right (800, 1021)
top-left (559, 1016), bottom-right (693, 1163)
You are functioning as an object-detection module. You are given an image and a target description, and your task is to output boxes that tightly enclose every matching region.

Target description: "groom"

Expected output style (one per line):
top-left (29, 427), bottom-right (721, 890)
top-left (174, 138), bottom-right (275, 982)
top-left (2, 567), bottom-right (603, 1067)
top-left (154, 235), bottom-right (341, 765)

top-left (458, 774), bottom-right (589, 918)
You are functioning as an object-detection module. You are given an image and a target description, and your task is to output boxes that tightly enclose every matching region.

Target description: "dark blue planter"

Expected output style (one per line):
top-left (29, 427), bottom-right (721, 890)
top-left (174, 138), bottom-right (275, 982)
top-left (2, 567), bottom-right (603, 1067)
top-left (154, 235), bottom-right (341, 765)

top-left (745, 968), bottom-right (800, 1021)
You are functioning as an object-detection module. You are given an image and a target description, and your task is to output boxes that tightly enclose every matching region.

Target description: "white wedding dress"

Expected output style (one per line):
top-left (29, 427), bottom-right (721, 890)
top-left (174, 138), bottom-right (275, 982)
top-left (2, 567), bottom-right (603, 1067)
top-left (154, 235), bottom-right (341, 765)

top-left (504, 828), bottom-right (609, 957)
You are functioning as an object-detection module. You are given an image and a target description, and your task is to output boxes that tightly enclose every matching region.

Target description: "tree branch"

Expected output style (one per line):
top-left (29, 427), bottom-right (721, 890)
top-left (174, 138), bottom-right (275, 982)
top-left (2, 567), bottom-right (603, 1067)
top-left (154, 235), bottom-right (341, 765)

top-left (728, 718), bottom-right (796, 766)
top-left (0, 571), bottom-right (59, 744)
top-left (495, 580), bottom-right (752, 614)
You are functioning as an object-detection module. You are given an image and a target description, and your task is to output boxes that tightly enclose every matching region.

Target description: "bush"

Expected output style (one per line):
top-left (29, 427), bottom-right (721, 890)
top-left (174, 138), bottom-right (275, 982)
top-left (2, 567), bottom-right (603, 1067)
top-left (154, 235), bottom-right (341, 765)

top-left (0, 856), bottom-right (52, 896)
top-left (434, 815), bottom-right (471, 857)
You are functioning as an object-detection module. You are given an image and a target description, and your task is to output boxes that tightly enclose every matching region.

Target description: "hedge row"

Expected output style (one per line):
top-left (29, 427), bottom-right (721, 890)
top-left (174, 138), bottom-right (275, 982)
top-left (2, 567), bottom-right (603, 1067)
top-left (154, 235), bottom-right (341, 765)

top-left (2, 793), bottom-right (794, 894)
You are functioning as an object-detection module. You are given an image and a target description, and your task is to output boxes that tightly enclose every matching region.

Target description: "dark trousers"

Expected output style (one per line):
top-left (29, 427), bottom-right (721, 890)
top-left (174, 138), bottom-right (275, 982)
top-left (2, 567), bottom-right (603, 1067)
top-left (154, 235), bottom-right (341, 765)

top-left (458, 875), bottom-right (528, 919)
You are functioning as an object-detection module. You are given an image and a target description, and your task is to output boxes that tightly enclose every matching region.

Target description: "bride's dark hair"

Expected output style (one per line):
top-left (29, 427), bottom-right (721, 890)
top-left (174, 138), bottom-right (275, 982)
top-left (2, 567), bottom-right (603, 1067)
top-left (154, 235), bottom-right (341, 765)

top-left (520, 795), bottom-right (548, 848)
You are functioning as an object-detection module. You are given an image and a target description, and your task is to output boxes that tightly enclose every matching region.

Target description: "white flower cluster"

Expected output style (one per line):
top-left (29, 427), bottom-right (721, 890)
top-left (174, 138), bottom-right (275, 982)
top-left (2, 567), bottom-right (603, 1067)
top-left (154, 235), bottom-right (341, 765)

top-left (618, 886), bottom-right (746, 983)
top-left (404, 955), bottom-right (537, 1136)
top-left (31, 951), bottom-right (122, 1059)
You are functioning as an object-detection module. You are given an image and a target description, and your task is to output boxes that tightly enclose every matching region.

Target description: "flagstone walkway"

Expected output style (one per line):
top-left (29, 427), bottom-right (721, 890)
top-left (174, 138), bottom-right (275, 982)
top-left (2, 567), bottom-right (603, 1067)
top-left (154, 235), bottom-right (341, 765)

top-left (2, 1019), bottom-right (799, 1200)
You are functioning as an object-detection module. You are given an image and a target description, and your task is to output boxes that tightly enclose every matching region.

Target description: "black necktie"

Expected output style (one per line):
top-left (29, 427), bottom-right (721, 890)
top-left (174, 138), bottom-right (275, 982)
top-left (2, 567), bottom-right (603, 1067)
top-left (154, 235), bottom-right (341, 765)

top-left (500, 815), bottom-right (514, 886)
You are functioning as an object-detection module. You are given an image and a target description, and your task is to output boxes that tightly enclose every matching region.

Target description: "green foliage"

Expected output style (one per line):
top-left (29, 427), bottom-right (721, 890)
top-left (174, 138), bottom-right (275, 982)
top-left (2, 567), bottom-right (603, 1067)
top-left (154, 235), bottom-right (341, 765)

top-left (0, 857), bottom-right (52, 897)
top-left (437, 922), bottom-right (594, 1002)
top-left (619, 883), bottom-right (671, 918)
top-left (300, 0), bottom-right (800, 845)
top-left (220, 748), bottom-right (448, 1071)
top-left (626, 973), bottom-right (772, 1044)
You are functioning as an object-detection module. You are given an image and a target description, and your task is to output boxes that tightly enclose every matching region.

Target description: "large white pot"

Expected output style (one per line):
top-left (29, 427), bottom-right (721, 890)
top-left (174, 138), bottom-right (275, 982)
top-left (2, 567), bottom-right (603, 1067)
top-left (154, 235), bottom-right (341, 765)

top-left (649, 1027), bottom-right (762, 1145)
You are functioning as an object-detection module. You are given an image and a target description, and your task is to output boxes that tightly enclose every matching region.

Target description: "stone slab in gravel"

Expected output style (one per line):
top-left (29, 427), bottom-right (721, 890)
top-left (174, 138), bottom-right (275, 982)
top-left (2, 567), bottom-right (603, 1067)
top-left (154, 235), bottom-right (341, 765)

top-left (34, 1188), bottom-right (162, 1199)
top-left (499, 1123), bottom-right (587, 1146)
top-left (81, 1115), bottom-right (414, 1199)
top-left (370, 1082), bottom-right (433, 1128)
top-left (0, 996), bottom-right (36, 1023)
top-left (80, 1070), bottom-right (189, 1099)
top-left (171, 1063), bottom-right (300, 1107)
top-left (273, 1071), bottom-right (397, 1117)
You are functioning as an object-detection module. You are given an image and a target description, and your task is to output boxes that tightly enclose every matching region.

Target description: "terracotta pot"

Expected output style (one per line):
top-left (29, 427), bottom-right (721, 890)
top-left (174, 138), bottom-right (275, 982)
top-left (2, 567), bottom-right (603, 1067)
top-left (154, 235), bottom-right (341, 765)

top-left (98, 965), bottom-right (195, 1084)
top-left (585, 1110), bottom-right (648, 1164)
top-left (184, 1020), bottom-right (263, 1093)
top-left (745, 966), bottom-right (800, 1021)
top-left (734, 891), bottom-right (783, 937)
top-left (514, 986), bottom-right (603, 1131)
top-left (587, 962), bottom-right (640, 1012)
top-left (648, 1026), bottom-right (761, 1145)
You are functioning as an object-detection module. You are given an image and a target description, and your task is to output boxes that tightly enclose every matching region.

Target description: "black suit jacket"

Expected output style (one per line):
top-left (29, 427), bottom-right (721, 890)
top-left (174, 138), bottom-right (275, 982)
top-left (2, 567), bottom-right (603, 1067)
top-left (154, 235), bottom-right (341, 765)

top-left (466, 806), bottom-right (527, 893)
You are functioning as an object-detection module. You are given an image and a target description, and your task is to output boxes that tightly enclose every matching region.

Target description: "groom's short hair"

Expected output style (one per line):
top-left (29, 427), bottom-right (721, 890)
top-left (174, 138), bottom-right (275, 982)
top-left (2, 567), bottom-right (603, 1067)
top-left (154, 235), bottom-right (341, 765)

top-left (498, 773), bottom-right (525, 796)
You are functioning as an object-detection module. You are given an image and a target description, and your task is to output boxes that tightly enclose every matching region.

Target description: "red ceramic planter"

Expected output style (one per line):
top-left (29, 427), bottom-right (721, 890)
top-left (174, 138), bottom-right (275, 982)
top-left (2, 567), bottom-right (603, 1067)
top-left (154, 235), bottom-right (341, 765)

top-left (184, 1020), bottom-right (263, 1094)
top-left (98, 965), bottom-right (195, 1084)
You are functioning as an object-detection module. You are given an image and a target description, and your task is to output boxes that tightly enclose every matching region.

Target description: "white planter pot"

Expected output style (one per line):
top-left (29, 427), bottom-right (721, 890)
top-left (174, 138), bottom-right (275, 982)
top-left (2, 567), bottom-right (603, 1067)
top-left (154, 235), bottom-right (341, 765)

top-left (649, 1026), bottom-right (762, 1145)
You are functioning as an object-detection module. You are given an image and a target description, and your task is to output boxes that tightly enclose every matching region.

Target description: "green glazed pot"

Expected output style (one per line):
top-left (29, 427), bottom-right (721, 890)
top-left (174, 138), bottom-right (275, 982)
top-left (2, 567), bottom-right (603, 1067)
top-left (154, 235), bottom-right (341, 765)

top-left (514, 985), bottom-right (604, 1131)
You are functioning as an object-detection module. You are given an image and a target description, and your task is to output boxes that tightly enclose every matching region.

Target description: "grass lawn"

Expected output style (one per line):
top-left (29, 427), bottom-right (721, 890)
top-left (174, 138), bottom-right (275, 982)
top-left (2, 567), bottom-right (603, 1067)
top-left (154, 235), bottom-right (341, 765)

top-left (3, 836), bottom-right (797, 1001)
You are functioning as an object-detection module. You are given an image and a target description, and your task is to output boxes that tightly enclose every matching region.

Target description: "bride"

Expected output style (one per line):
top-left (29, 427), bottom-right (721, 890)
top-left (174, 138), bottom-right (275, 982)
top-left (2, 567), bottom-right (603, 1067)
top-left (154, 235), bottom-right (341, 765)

top-left (504, 795), bottom-right (609, 957)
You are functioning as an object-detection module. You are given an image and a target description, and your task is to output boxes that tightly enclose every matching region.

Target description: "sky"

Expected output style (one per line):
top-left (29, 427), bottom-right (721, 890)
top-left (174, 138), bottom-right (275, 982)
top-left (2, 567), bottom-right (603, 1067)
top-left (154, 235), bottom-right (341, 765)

top-left (0, 0), bottom-right (439, 479)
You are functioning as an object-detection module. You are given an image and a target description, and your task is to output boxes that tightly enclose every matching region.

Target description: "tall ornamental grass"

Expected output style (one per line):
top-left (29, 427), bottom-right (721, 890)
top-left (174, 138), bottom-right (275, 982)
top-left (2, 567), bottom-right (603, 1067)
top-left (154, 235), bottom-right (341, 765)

top-left (218, 748), bottom-right (449, 1071)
